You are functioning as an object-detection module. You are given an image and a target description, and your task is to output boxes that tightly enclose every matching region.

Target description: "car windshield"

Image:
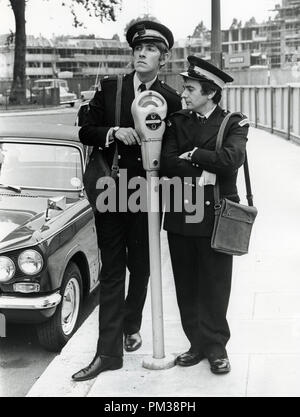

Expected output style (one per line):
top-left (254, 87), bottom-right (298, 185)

top-left (0, 142), bottom-right (83, 191)
top-left (34, 81), bottom-right (53, 88)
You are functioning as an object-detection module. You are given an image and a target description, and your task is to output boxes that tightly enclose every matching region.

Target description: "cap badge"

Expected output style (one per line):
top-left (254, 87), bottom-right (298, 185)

top-left (136, 24), bottom-right (146, 36)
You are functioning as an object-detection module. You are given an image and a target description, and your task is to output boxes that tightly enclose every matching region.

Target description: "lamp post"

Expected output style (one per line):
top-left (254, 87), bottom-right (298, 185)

top-left (211, 0), bottom-right (222, 68)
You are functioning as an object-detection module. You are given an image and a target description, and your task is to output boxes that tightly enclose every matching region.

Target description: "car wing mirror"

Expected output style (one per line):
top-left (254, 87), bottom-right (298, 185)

top-left (46, 196), bottom-right (67, 221)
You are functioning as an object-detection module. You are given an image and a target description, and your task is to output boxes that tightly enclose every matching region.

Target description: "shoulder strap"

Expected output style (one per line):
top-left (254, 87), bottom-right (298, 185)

top-left (214, 111), bottom-right (254, 207)
top-left (111, 74), bottom-right (123, 178)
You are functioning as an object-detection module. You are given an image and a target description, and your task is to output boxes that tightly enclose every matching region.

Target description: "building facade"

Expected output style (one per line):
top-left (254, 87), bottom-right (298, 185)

top-left (1, 0), bottom-right (300, 85)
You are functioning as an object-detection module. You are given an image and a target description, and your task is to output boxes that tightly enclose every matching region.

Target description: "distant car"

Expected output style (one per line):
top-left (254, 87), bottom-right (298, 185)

top-left (32, 79), bottom-right (77, 107)
top-left (59, 86), bottom-right (78, 107)
top-left (80, 85), bottom-right (98, 102)
top-left (0, 122), bottom-right (100, 351)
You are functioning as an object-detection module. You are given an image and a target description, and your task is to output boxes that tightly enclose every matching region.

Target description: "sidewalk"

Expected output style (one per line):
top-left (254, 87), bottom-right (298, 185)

top-left (27, 127), bottom-right (300, 397)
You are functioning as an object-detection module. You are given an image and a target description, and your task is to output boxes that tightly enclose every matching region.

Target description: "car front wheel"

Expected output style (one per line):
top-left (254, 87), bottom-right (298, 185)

top-left (37, 262), bottom-right (83, 352)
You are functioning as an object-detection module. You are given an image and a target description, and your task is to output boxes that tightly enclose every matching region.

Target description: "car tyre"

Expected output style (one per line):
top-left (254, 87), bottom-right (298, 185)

top-left (37, 262), bottom-right (83, 352)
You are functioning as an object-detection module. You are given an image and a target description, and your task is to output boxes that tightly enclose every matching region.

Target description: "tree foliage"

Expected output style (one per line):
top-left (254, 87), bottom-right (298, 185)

top-left (245, 17), bottom-right (257, 28)
top-left (8, 0), bottom-right (122, 104)
top-left (229, 18), bottom-right (242, 30)
top-left (191, 21), bottom-right (207, 38)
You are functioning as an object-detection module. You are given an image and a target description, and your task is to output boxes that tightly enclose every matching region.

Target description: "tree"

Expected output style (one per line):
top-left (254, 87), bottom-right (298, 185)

top-left (112, 33), bottom-right (120, 41)
top-left (229, 18), bottom-right (239, 30)
top-left (7, 0), bottom-right (122, 104)
top-left (191, 21), bottom-right (207, 38)
top-left (245, 17), bottom-right (257, 28)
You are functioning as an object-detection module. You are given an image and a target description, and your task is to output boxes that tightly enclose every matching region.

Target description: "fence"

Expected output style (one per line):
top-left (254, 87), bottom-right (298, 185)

top-left (223, 85), bottom-right (300, 145)
top-left (2, 72), bottom-right (300, 146)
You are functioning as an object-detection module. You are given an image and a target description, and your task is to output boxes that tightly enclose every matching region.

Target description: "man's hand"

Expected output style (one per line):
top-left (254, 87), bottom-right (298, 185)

top-left (179, 150), bottom-right (192, 160)
top-left (115, 128), bottom-right (141, 146)
top-left (179, 147), bottom-right (198, 161)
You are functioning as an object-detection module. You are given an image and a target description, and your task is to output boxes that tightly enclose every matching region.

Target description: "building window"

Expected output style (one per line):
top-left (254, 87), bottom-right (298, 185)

top-left (27, 62), bottom-right (40, 67)
top-left (232, 30), bottom-right (239, 42)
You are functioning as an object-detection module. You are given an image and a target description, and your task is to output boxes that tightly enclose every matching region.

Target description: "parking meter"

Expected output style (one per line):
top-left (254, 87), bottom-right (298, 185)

top-left (131, 90), bottom-right (175, 370)
top-left (131, 90), bottom-right (167, 171)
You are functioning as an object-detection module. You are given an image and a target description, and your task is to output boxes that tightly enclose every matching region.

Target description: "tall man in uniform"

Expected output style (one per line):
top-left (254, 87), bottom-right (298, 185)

top-left (72, 20), bottom-right (181, 381)
top-left (160, 56), bottom-right (249, 374)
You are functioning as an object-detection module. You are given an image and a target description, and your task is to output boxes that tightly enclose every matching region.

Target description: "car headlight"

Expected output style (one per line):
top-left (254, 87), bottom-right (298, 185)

top-left (18, 250), bottom-right (43, 275)
top-left (0, 256), bottom-right (16, 282)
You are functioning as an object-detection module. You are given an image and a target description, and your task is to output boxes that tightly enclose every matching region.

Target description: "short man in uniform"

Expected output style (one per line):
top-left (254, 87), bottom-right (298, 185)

top-left (160, 56), bottom-right (249, 374)
top-left (72, 20), bottom-right (181, 381)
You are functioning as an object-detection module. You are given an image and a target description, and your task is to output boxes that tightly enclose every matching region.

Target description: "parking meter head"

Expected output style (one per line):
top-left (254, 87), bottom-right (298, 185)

top-left (131, 91), bottom-right (167, 171)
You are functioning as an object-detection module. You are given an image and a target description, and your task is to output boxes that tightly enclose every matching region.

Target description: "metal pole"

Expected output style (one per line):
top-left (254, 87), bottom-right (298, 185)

top-left (287, 85), bottom-right (291, 140)
top-left (147, 171), bottom-right (164, 359)
top-left (270, 87), bottom-right (274, 134)
top-left (254, 87), bottom-right (258, 128)
top-left (211, 0), bottom-right (222, 68)
top-left (142, 170), bottom-right (175, 370)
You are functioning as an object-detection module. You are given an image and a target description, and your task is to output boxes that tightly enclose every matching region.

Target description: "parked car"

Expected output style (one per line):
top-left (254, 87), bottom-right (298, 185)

top-left (80, 85), bottom-right (98, 102)
top-left (32, 79), bottom-right (77, 107)
top-left (0, 121), bottom-right (100, 351)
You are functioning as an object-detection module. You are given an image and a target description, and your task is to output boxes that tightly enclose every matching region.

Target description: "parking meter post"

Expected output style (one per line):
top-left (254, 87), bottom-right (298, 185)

top-left (146, 170), bottom-right (164, 359)
top-left (131, 91), bottom-right (175, 370)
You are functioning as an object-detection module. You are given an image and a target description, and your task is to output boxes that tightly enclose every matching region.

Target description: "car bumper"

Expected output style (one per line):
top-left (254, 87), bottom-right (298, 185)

top-left (0, 292), bottom-right (62, 310)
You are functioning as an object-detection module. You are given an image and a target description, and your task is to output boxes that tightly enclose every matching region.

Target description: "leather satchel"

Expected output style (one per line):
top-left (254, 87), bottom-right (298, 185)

top-left (211, 112), bottom-right (258, 256)
top-left (83, 75), bottom-right (122, 211)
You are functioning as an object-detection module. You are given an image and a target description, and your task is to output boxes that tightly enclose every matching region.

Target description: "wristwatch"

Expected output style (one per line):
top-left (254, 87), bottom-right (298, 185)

top-left (112, 126), bottom-right (120, 139)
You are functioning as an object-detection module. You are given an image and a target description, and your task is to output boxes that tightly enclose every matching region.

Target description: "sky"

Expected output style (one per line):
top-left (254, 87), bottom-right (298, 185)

top-left (1, 0), bottom-right (279, 41)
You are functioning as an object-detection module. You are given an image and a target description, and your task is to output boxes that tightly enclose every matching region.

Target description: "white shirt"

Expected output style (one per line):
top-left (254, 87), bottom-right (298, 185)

top-left (133, 72), bottom-right (157, 97)
top-left (197, 105), bottom-right (217, 120)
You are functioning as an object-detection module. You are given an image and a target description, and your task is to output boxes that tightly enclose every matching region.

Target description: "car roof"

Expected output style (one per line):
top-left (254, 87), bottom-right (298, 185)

top-left (0, 121), bottom-right (81, 143)
top-left (34, 78), bottom-right (66, 82)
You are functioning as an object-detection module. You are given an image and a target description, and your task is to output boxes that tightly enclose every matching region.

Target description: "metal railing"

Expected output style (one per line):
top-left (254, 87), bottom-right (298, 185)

top-left (223, 85), bottom-right (300, 145)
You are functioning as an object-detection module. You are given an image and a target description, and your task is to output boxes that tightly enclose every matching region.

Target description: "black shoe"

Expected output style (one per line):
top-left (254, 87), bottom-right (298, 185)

top-left (175, 350), bottom-right (205, 367)
top-left (71, 355), bottom-right (123, 382)
top-left (124, 332), bottom-right (142, 352)
top-left (209, 357), bottom-right (231, 374)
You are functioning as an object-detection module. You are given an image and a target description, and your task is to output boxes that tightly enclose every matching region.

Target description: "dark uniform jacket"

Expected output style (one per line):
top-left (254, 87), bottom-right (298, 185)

top-left (160, 106), bottom-right (249, 237)
top-left (79, 71), bottom-right (181, 180)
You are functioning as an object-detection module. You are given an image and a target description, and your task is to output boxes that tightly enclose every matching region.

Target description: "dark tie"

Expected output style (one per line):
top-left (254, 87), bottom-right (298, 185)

top-left (197, 113), bottom-right (206, 124)
top-left (139, 83), bottom-right (147, 92)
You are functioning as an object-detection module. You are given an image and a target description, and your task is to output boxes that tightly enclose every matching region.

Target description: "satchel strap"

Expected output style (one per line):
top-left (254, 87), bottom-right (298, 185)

top-left (111, 74), bottom-right (123, 178)
top-left (213, 111), bottom-right (254, 207)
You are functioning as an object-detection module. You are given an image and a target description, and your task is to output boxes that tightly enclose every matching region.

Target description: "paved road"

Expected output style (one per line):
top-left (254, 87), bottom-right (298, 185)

top-left (0, 289), bottom-right (99, 397)
top-left (0, 105), bottom-right (95, 397)
top-left (0, 103), bottom-right (79, 125)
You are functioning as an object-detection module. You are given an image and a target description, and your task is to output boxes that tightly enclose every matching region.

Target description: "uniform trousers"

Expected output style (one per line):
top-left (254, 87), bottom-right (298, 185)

top-left (167, 232), bottom-right (233, 359)
top-left (94, 210), bottom-right (149, 357)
